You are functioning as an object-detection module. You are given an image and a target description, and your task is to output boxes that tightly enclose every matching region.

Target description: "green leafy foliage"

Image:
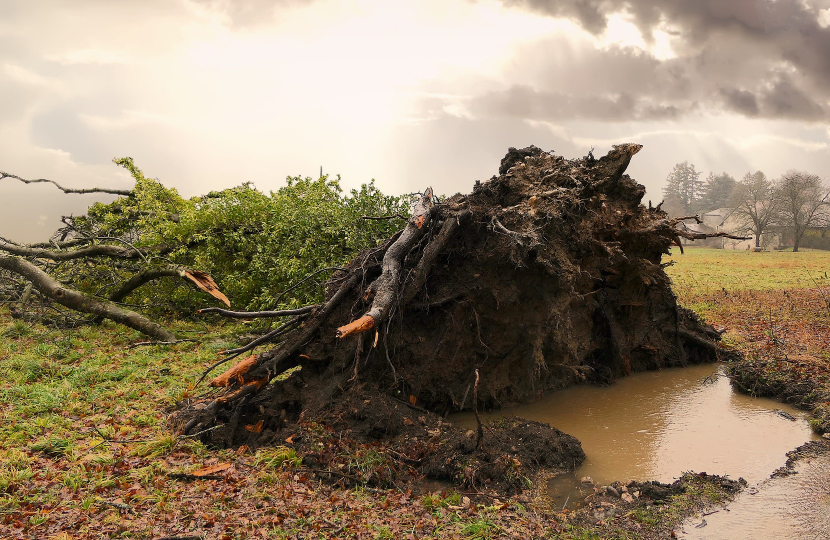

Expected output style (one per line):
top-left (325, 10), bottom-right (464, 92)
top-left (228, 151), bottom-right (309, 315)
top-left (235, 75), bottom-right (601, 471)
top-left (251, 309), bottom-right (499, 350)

top-left (56, 160), bottom-right (409, 315)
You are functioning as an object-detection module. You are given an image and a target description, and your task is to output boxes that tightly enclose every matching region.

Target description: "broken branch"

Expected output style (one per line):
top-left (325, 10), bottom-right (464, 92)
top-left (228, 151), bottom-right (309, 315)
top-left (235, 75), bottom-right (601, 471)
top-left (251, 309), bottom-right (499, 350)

top-left (336, 188), bottom-right (434, 339)
top-left (0, 255), bottom-right (175, 341)
top-left (0, 170), bottom-right (132, 196)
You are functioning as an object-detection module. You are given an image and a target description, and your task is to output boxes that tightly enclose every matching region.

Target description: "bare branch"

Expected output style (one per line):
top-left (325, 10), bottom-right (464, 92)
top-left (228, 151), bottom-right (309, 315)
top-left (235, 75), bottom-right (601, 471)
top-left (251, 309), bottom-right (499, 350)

top-left (109, 266), bottom-right (186, 303)
top-left (0, 238), bottom-right (165, 261)
top-left (336, 188), bottom-right (435, 339)
top-left (197, 305), bottom-right (319, 319)
top-left (0, 171), bottom-right (131, 196)
top-left (195, 316), bottom-right (305, 387)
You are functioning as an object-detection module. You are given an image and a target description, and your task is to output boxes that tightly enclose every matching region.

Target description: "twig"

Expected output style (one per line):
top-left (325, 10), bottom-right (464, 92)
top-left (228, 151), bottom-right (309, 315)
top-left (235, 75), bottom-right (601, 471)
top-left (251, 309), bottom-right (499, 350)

top-left (128, 338), bottom-right (198, 349)
top-left (167, 473), bottom-right (223, 481)
top-left (361, 214), bottom-right (407, 220)
top-left (177, 424), bottom-right (222, 439)
top-left (382, 325), bottom-right (398, 384)
top-left (222, 317), bottom-right (304, 355)
top-left (272, 267), bottom-right (347, 306)
top-left (89, 426), bottom-right (156, 449)
top-left (197, 305), bottom-right (318, 319)
top-left (98, 500), bottom-right (136, 514)
top-left (474, 369), bottom-right (483, 448)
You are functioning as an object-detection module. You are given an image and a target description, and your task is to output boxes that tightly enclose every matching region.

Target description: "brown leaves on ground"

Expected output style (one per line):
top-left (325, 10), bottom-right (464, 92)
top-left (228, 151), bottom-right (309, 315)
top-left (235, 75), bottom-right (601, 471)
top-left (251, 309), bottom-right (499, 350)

top-left (190, 462), bottom-right (233, 476)
top-left (0, 443), bottom-right (560, 539)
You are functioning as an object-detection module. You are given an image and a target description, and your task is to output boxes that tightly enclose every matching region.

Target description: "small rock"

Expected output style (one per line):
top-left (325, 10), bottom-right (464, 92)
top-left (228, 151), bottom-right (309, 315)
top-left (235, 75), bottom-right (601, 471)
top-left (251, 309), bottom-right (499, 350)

top-left (633, 491), bottom-right (640, 498)
top-left (621, 493), bottom-right (635, 503)
top-left (465, 430), bottom-right (476, 439)
top-left (581, 476), bottom-right (594, 485)
top-left (822, 432), bottom-right (830, 440)
top-left (462, 496), bottom-right (471, 508)
top-left (605, 486), bottom-right (621, 498)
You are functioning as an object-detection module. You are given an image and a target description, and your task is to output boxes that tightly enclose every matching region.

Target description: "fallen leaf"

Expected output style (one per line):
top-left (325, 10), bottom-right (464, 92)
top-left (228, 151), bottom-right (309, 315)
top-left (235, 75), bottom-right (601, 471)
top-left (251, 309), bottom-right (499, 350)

top-left (191, 462), bottom-right (232, 477)
top-left (409, 395), bottom-right (417, 405)
top-left (244, 420), bottom-right (263, 433)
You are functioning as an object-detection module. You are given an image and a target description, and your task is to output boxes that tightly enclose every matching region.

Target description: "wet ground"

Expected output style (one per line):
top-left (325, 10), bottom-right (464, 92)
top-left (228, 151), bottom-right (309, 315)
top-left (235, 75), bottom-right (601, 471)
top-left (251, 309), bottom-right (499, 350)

top-left (452, 363), bottom-right (820, 508)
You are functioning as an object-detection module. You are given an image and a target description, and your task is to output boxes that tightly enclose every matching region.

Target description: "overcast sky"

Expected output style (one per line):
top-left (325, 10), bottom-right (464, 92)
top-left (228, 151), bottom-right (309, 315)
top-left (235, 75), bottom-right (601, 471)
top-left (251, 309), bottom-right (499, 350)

top-left (2, 0), bottom-right (830, 242)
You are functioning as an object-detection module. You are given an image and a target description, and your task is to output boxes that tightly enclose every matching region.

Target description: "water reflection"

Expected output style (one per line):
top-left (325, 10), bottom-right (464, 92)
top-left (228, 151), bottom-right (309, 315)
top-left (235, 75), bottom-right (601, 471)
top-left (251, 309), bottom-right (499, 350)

top-left (451, 363), bottom-right (819, 501)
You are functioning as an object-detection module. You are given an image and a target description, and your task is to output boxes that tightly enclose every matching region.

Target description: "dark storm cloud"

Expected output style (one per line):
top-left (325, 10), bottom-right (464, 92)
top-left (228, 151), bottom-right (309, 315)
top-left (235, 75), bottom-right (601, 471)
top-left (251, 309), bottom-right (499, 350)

top-left (719, 88), bottom-right (760, 116)
top-left (493, 0), bottom-right (830, 122)
top-left (471, 85), bottom-right (689, 121)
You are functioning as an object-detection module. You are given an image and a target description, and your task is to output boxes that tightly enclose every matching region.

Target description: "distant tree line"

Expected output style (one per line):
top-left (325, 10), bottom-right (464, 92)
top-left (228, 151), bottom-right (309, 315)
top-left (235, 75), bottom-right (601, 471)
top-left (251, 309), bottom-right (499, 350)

top-left (662, 163), bottom-right (830, 251)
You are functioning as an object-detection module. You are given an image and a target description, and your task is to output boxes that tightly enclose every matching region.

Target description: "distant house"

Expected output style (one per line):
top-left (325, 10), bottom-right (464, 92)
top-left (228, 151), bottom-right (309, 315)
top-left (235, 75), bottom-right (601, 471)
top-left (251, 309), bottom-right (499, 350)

top-left (680, 208), bottom-right (782, 250)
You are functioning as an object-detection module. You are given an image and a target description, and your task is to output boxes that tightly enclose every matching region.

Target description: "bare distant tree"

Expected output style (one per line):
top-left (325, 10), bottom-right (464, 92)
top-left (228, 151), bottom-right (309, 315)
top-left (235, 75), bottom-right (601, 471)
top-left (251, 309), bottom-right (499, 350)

top-left (776, 170), bottom-right (830, 252)
top-left (730, 171), bottom-right (781, 249)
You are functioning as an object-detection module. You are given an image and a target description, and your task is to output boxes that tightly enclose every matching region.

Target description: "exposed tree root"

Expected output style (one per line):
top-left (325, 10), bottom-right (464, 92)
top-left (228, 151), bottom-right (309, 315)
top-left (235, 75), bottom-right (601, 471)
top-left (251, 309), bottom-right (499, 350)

top-left (174, 144), bottom-right (736, 460)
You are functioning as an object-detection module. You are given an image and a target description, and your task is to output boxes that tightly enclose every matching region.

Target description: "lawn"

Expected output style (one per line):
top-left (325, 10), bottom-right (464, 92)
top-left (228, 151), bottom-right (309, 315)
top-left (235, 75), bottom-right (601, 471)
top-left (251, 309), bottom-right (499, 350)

top-left (0, 315), bottom-right (565, 539)
top-left (664, 247), bottom-right (830, 293)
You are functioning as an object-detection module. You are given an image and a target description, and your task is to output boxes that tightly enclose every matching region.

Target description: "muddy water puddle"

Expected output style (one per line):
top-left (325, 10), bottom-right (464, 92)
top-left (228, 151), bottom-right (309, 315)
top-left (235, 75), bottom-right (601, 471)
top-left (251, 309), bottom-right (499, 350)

top-left (680, 451), bottom-right (830, 540)
top-left (452, 363), bottom-right (819, 508)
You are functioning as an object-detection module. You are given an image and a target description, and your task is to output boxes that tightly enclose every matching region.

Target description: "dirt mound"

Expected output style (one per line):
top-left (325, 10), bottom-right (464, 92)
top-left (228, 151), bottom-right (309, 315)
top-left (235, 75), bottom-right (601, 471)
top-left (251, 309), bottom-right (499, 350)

top-left (172, 143), bottom-right (732, 490)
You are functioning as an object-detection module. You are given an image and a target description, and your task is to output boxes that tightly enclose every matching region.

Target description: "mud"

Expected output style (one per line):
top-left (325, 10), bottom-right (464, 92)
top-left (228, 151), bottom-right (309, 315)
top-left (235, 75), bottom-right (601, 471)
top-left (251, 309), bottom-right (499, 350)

top-left (188, 377), bottom-right (583, 493)
top-left (564, 473), bottom-right (745, 540)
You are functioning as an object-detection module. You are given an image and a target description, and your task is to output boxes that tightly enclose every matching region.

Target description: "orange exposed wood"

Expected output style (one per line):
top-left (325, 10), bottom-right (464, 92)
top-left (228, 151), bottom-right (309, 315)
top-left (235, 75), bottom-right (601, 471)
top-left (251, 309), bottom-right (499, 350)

top-left (185, 269), bottom-right (231, 307)
top-left (414, 214), bottom-right (426, 229)
top-left (216, 378), bottom-right (268, 404)
top-left (209, 355), bottom-right (257, 387)
top-left (335, 315), bottom-right (375, 339)
top-left (244, 420), bottom-right (264, 433)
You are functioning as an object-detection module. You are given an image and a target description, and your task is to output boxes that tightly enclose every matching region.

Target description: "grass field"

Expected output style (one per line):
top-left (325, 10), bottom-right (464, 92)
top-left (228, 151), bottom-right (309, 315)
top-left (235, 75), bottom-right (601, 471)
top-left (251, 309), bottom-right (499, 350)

top-left (664, 247), bottom-right (830, 293)
top-left (1, 247), bottom-right (828, 538)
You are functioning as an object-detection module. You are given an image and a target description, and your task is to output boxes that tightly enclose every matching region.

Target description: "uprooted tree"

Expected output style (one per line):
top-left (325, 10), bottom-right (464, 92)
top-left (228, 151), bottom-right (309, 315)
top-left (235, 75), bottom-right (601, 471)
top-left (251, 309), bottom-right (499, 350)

top-left (3, 145), bottom-right (748, 490)
top-left (172, 145), bottom-right (745, 450)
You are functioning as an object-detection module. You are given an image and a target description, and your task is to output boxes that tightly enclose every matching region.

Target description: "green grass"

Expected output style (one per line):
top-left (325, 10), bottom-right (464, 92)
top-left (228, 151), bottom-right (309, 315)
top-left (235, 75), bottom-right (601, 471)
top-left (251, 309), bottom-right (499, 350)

top-left (664, 247), bottom-right (830, 293)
